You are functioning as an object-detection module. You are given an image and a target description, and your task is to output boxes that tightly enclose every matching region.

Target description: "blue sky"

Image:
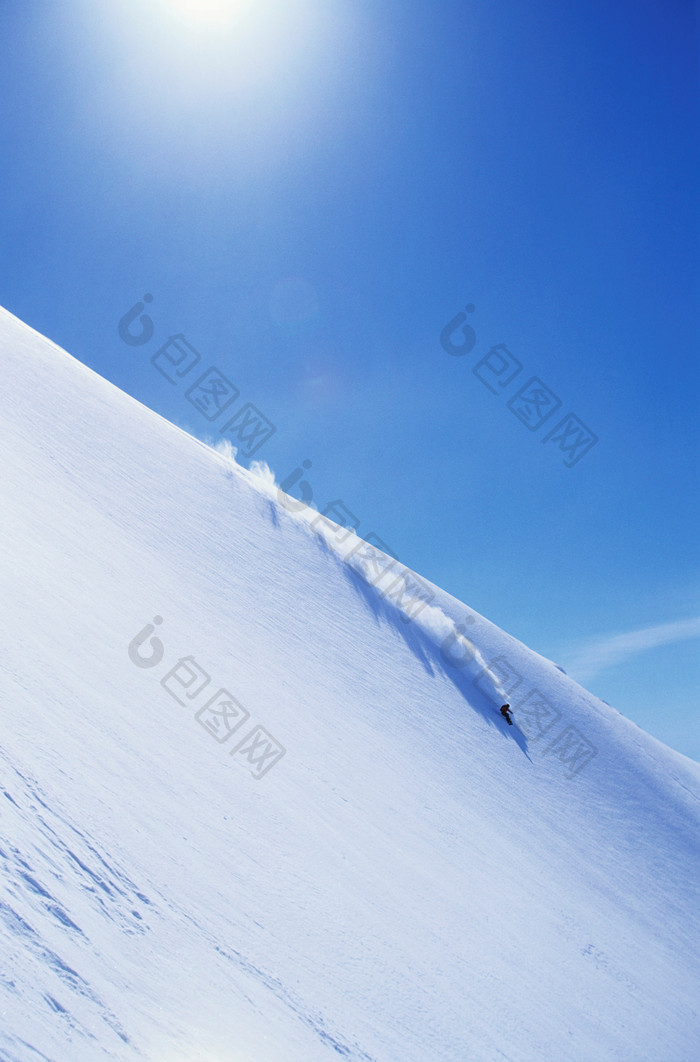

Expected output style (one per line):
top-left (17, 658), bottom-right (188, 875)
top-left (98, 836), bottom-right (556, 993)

top-left (2, 0), bottom-right (698, 758)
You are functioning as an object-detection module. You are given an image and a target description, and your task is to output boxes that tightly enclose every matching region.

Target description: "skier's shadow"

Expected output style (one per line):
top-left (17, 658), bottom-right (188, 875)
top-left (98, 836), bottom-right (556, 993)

top-left (339, 559), bottom-right (532, 763)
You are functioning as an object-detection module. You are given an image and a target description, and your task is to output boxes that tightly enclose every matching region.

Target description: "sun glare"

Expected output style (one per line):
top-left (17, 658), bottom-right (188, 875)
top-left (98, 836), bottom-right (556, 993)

top-left (161, 0), bottom-right (250, 29)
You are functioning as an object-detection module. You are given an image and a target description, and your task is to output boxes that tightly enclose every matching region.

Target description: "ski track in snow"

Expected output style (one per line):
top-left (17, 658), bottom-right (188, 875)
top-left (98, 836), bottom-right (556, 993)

top-left (0, 746), bottom-right (138, 1057)
top-left (1, 306), bottom-right (699, 1061)
top-left (0, 742), bottom-right (374, 1062)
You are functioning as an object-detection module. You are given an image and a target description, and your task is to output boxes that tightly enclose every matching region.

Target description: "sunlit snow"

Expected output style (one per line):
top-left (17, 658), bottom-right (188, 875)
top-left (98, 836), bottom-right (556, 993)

top-left (1, 305), bottom-right (698, 1061)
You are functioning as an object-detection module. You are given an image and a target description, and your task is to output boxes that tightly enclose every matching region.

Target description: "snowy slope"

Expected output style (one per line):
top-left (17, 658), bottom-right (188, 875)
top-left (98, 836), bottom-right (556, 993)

top-left (0, 304), bottom-right (698, 1062)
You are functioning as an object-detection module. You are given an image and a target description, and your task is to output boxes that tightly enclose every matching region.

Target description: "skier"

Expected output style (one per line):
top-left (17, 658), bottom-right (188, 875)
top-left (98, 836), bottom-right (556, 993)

top-left (500, 703), bottom-right (513, 726)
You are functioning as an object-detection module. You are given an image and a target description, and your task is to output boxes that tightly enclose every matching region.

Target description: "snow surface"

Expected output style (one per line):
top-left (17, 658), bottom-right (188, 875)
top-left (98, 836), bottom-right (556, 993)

top-left (0, 304), bottom-right (699, 1062)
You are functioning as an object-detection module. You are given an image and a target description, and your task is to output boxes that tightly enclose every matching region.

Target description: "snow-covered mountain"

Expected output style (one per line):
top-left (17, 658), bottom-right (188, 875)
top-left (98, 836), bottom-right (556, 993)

top-left (1, 304), bottom-right (698, 1062)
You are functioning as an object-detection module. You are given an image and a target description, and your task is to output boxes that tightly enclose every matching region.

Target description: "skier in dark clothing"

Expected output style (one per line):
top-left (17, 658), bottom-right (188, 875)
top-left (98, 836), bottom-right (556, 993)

top-left (500, 704), bottom-right (513, 725)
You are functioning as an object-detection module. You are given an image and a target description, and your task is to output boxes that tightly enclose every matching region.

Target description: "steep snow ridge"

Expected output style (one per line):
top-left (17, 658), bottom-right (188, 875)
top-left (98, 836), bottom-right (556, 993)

top-left (233, 446), bottom-right (696, 791)
top-left (209, 447), bottom-right (513, 710)
top-left (1, 303), bottom-right (699, 1062)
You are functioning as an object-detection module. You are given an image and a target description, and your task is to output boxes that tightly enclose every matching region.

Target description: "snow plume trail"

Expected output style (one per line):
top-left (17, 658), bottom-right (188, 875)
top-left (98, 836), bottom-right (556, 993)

top-left (4, 314), bottom-right (700, 1062)
top-left (334, 548), bottom-right (509, 708)
top-left (406, 598), bottom-right (509, 705)
top-left (381, 580), bottom-right (509, 706)
top-left (228, 452), bottom-right (509, 708)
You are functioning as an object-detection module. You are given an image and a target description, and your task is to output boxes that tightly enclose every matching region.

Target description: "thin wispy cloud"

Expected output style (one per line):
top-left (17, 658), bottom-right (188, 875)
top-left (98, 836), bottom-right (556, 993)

top-left (559, 617), bottom-right (700, 683)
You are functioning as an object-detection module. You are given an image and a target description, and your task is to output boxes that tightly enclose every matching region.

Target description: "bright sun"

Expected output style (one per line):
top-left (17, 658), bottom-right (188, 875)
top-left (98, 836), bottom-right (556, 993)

top-left (162, 0), bottom-right (250, 28)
